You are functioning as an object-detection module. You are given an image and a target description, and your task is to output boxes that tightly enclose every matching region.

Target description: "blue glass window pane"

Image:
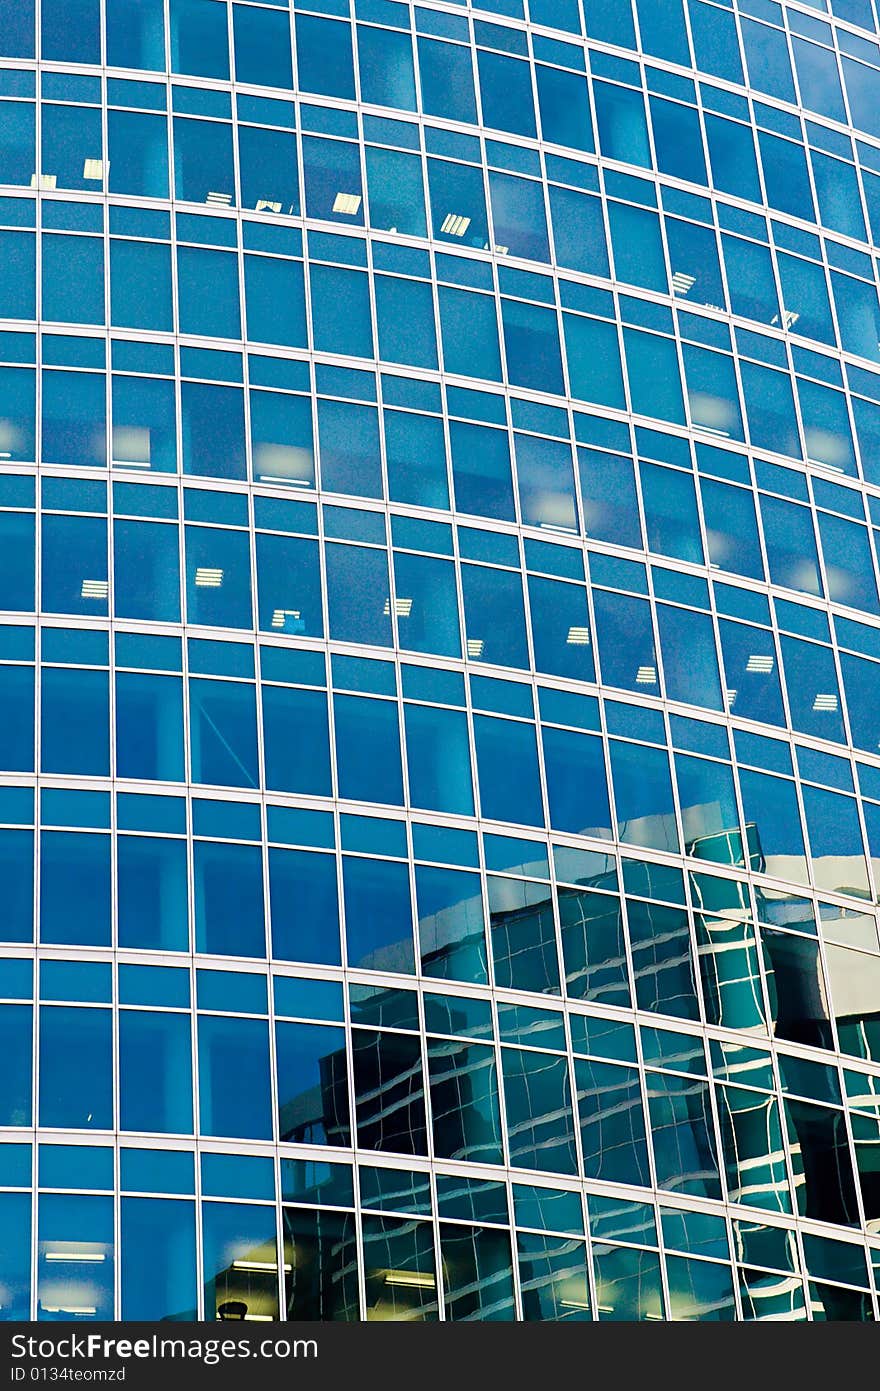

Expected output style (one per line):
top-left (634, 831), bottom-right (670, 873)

top-left (37, 1193), bottom-right (114, 1321)
top-left (609, 203), bottom-right (667, 294)
top-left (565, 314), bottom-right (626, 409)
top-left (39, 1006), bottom-right (112, 1128)
top-left (416, 864), bottom-right (488, 985)
top-left (542, 725), bottom-right (612, 837)
top-left (593, 590), bottom-right (659, 696)
top-left (239, 128), bottom-right (300, 218)
top-left (311, 264), bottom-right (374, 360)
top-left (177, 247), bottom-right (241, 340)
top-left (375, 276), bottom-right (438, 371)
top-left (0, 669), bottom-right (34, 772)
top-left (185, 526), bottom-right (253, 627)
top-left (302, 136), bottom-right (363, 224)
top-left (108, 111), bottom-right (169, 198)
top-left (233, 3), bottom-right (292, 89)
top-left (575, 1058), bottom-right (650, 1187)
top-left (170, 0), bottom-right (229, 78)
top-left (610, 740), bottom-right (680, 853)
top-left (536, 66), bottom-right (593, 151)
top-left (318, 399), bottom-right (382, 499)
top-left (269, 848), bottom-right (341, 966)
top-left (474, 713), bottom-right (544, 826)
top-left (358, 25), bottom-right (416, 110)
top-left (657, 606), bottom-right (723, 711)
top-left (40, 832), bottom-right (110, 946)
top-left (0, 0), bottom-right (35, 59)
top-left (0, 231), bottom-right (35, 319)
top-left (0, 367), bottom-right (36, 462)
top-left (117, 835), bottom-right (189, 951)
top-left (0, 830), bottom-right (33, 943)
top-left (173, 117), bottom-right (235, 203)
top-left (462, 564), bottom-right (529, 670)
top-left (41, 670), bottom-right (109, 776)
top-left (326, 543), bottom-right (392, 646)
top-left (114, 519), bottom-right (180, 622)
top-left (121, 1198), bottom-right (197, 1320)
top-left (106, 0), bottom-right (165, 70)
top-left (119, 1011), bottom-right (193, 1133)
top-left (276, 1021), bottom-right (350, 1145)
top-left (189, 678), bottom-right (259, 789)
top-left (0, 1005), bottom-right (32, 1125)
top-left (0, 1192), bottom-right (30, 1317)
top-left (366, 146), bottom-right (426, 237)
top-left (385, 409), bottom-right (449, 509)
top-left (528, 576), bottom-right (593, 683)
top-left (198, 1016), bottom-right (273, 1140)
top-left (450, 421), bottom-right (514, 521)
top-left (262, 685), bottom-right (331, 796)
top-left (202, 1200), bottom-right (278, 1319)
top-left (111, 378), bottom-right (177, 474)
top-left (42, 370), bottom-right (106, 468)
top-left (256, 534), bottom-right (321, 638)
top-left (594, 81), bottom-right (651, 167)
top-left (439, 288), bottom-right (503, 382)
top-left (116, 672), bottom-right (185, 781)
top-left (502, 299), bottom-right (564, 396)
top-left (334, 694), bottom-right (403, 805)
top-left (405, 704), bottom-right (474, 816)
top-left (343, 856), bottom-right (414, 973)
top-left (549, 186), bottom-right (608, 277)
top-left (296, 15), bottom-right (355, 99)
top-left (705, 115), bottom-right (762, 202)
top-left (418, 37), bottom-right (477, 124)
top-left (250, 388), bottom-right (313, 485)
top-left (110, 241), bottom-right (174, 332)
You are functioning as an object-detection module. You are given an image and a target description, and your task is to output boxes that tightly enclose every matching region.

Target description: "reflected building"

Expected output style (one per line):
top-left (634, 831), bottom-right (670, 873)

top-left (4, 0), bottom-right (880, 1326)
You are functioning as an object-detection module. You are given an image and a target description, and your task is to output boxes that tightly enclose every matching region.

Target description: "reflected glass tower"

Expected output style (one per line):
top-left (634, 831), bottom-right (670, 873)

top-left (3, 0), bottom-right (880, 1324)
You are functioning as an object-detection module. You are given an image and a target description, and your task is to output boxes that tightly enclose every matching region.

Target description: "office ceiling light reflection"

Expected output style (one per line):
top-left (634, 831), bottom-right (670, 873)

top-left (440, 213), bottom-right (470, 236)
top-left (195, 567), bottom-right (224, 587)
top-left (384, 1270), bottom-right (436, 1289)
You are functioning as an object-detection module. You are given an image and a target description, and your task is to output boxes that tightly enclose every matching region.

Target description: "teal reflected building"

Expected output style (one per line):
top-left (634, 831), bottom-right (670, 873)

top-left (2, 0), bottom-right (880, 1323)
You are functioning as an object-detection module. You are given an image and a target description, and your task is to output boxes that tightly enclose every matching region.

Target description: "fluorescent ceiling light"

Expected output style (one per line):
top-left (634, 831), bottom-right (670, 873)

top-left (383, 597), bottom-right (413, 616)
top-left (83, 159), bottom-right (106, 180)
top-left (772, 309), bottom-right (800, 330)
top-left (232, 1260), bottom-right (292, 1273)
top-left (195, 567), bottom-right (224, 587)
top-left (384, 1271), bottom-right (435, 1289)
top-left (493, 244), bottom-right (509, 254)
top-left (45, 1251), bottom-right (105, 1263)
top-left (635, 665), bottom-right (656, 684)
top-left (812, 693), bottom-right (838, 710)
top-left (746, 654), bottom-right (773, 673)
top-left (206, 190), bottom-right (232, 206)
top-left (81, 579), bottom-right (108, 599)
top-left (566, 626), bottom-right (590, 645)
top-left (255, 199), bottom-right (282, 213)
top-left (671, 271), bottom-right (696, 295)
top-left (271, 608), bottom-right (301, 629)
top-left (466, 638), bottom-right (484, 657)
top-left (31, 173), bottom-right (57, 189)
top-left (725, 688), bottom-right (738, 707)
top-left (440, 213), bottom-right (470, 237)
top-left (332, 192), bottom-right (361, 215)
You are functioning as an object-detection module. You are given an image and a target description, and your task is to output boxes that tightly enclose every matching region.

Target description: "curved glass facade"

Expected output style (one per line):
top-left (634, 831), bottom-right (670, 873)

top-left (3, 0), bottom-right (880, 1325)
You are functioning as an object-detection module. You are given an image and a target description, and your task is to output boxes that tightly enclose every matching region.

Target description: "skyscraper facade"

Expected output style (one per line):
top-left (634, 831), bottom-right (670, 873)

top-left (2, 0), bottom-right (880, 1325)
